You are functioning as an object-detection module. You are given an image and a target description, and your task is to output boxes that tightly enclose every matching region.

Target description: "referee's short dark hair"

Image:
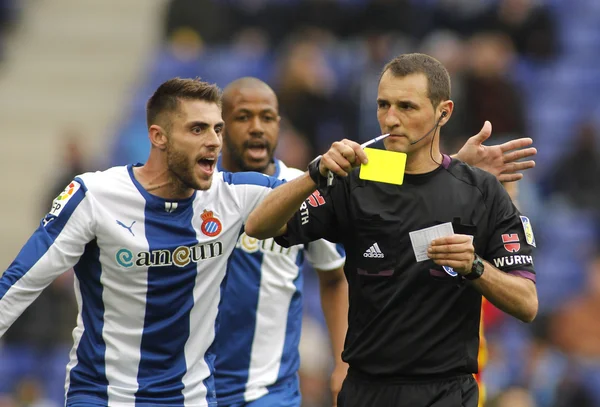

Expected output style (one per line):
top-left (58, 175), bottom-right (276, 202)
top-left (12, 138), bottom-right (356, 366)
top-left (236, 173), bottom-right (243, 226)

top-left (146, 77), bottom-right (222, 130)
top-left (381, 53), bottom-right (451, 108)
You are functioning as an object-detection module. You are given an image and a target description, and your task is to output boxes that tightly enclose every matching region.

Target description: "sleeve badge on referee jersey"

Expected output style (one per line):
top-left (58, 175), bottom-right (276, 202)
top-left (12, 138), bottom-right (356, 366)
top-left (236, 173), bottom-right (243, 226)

top-left (520, 216), bottom-right (536, 247)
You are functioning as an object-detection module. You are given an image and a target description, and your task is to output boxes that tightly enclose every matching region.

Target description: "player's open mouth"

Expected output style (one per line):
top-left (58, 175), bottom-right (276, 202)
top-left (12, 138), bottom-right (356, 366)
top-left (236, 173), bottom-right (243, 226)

top-left (197, 157), bottom-right (216, 175)
top-left (246, 142), bottom-right (268, 160)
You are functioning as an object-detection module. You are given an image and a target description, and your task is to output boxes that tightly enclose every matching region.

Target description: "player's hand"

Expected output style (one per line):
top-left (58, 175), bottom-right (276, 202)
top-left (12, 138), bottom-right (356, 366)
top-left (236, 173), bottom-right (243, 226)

top-left (455, 121), bottom-right (537, 182)
top-left (427, 234), bottom-right (475, 275)
top-left (319, 139), bottom-right (368, 177)
top-left (330, 362), bottom-right (348, 407)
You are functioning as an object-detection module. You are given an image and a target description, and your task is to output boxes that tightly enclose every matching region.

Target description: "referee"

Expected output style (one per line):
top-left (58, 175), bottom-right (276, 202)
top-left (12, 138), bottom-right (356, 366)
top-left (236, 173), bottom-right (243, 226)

top-left (245, 53), bottom-right (538, 407)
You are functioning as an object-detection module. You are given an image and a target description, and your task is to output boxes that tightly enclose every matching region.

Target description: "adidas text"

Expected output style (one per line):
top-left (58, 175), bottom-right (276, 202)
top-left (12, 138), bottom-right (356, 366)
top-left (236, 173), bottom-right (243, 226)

top-left (363, 243), bottom-right (384, 258)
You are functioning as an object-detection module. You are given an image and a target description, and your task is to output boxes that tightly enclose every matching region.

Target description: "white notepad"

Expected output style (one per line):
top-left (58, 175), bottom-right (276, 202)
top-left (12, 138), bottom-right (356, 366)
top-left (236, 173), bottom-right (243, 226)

top-left (409, 222), bottom-right (455, 262)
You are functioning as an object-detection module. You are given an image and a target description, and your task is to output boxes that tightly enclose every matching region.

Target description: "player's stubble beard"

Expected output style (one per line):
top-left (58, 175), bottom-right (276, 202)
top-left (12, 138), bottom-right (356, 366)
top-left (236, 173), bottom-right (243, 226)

top-left (165, 136), bottom-right (210, 193)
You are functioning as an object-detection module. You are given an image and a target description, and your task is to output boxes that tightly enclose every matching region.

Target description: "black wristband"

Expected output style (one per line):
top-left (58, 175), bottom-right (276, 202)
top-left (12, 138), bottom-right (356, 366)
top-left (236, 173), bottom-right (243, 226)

top-left (307, 155), bottom-right (328, 189)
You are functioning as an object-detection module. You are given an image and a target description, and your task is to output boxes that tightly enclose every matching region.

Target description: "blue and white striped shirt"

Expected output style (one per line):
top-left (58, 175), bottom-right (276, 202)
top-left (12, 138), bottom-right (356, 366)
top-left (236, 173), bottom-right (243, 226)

top-left (214, 159), bottom-right (345, 405)
top-left (0, 164), bottom-right (282, 407)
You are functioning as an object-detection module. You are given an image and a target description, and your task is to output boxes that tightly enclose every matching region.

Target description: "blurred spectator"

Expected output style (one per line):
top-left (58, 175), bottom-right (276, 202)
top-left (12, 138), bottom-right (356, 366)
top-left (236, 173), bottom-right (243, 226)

top-left (44, 130), bottom-right (88, 209)
top-left (298, 316), bottom-right (333, 407)
top-left (419, 30), bottom-right (469, 151)
top-left (0, 395), bottom-right (16, 407)
top-left (430, 0), bottom-right (496, 37)
top-left (349, 0), bottom-right (416, 39)
top-left (14, 379), bottom-right (59, 407)
top-left (521, 316), bottom-right (594, 407)
top-left (462, 32), bottom-right (526, 140)
top-left (274, 118), bottom-right (312, 170)
top-left (163, 0), bottom-right (235, 45)
top-left (489, 386), bottom-right (537, 407)
top-left (544, 121), bottom-right (600, 213)
top-left (354, 33), bottom-right (411, 142)
top-left (477, 0), bottom-right (559, 62)
top-left (224, 0), bottom-right (294, 48)
top-left (550, 251), bottom-right (600, 405)
top-left (276, 35), bottom-right (351, 156)
top-left (550, 374), bottom-right (596, 407)
top-left (523, 319), bottom-right (563, 407)
top-left (551, 251), bottom-right (600, 359)
top-left (167, 27), bottom-right (205, 62)
top-left (293, 0), bottom-right (347, 39)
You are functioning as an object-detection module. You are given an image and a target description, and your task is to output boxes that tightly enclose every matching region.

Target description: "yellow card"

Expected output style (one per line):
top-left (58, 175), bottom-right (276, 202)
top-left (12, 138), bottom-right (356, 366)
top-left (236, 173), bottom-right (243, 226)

top-left (359, 148), bottom-right (407, 185)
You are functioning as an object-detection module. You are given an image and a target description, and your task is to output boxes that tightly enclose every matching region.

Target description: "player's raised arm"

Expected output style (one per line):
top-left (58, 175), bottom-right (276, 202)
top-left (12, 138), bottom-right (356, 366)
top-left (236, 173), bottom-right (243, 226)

top-left (0, 180), bottom-right (95, 336)
top-left (245, 139), bottom-right (367, 240)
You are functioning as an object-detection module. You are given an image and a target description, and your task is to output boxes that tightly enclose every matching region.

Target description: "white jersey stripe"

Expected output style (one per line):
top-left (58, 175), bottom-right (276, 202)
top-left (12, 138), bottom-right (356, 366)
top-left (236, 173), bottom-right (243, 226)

top-left (180, 200), bottom-right (224, 406)
top-left (102, 185), bottom-right (148, 406)
top-left (244, 249), bottom-right (300, 401)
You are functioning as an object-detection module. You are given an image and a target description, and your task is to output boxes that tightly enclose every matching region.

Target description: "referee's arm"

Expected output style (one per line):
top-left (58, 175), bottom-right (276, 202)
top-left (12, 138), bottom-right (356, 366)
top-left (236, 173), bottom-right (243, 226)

top-left (245, 173), bottom-right (316, 239)
top-left (428, 235), bottom-right (538, 323)
top-left (469, 260), bottom-right (537, 323)
top-left (246, 139), bottom-right (368, 240)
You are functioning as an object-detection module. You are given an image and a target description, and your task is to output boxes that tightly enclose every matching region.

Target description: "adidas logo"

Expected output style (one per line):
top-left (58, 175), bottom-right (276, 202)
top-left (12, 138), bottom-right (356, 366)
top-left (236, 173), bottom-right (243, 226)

top-left (363, 243), bottom-right (384, 258)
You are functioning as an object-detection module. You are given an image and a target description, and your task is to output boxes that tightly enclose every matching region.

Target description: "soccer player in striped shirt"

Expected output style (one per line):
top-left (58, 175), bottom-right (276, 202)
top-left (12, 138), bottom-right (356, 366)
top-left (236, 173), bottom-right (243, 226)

top-left (213, 77), bottom-right (348, 407)
top-left (0, 78), bottom-right (285, 407)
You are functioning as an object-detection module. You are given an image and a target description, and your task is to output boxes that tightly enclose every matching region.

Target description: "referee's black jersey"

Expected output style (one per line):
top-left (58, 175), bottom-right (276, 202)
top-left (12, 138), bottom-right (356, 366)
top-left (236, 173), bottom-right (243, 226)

top-left (276, 155), bottom-right (536, 378)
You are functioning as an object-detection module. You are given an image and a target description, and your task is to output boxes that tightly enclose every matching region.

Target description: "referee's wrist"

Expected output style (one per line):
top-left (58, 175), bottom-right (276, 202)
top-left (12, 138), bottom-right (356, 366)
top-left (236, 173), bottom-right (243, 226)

top-left (464, 254), bottom-right (485, 280)
top-left (307, 155), bottom-right (328, 188)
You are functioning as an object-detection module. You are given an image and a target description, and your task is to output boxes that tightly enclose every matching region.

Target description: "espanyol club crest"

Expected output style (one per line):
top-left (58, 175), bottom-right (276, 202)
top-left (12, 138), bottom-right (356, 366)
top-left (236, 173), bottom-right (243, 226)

top-left (442, 266), bottom-right (458, 277)
top-left (201, 210), bottom-right (222, 237)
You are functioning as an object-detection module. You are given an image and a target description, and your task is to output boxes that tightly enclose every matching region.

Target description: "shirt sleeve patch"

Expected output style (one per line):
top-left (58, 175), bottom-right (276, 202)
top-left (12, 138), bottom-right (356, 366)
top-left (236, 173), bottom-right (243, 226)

top-left (520, 216), bottom-right (536, 247)
top-left (47, 181), bottom-right (82, 218)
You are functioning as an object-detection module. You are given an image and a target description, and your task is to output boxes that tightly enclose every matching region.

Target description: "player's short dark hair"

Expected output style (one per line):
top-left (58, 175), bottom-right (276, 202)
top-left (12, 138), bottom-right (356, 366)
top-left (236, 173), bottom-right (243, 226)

top-left (381, 53), bottom-right (451, 108)
top-left (146, 77), bottom-right (222, 129)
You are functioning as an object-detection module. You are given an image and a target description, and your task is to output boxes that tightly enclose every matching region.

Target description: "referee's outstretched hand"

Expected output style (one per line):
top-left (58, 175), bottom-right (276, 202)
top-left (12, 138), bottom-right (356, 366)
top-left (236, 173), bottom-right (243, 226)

top-left (319, 139), bottom-right (369, 178)
top-left (455, 121), bottom-right (537, 183)
top-left (427, 234), bottom-right (475, 275)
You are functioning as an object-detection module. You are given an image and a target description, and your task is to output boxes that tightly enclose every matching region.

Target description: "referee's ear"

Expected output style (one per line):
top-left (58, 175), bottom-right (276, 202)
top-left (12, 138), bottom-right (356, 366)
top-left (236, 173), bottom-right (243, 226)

top-left (438, 100), bottom-right (454, 126)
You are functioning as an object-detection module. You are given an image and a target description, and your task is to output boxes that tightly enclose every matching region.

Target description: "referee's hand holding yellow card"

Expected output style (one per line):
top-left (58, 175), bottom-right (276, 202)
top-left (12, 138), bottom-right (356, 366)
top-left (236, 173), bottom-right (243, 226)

top-left (359, 148), bottom-right (407, 185)
top-left (321, 134), bottom-right (407, 186)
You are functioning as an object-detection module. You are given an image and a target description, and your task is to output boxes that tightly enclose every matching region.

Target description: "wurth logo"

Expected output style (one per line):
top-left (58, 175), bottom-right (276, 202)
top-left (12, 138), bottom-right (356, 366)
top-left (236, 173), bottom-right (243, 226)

top-left (501, 234), bottom-right (521, 253)
top-left (307, 190), bottom-right (326, 207)
top-left (493, 255), bottom-right (533, 268)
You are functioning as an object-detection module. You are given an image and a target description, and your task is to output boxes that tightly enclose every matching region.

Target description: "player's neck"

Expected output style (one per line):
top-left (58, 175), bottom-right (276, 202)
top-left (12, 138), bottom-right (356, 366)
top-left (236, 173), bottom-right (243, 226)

top-left (261, 161), bottom-right (276, 176)
top-left (405, 145), bottom-right (443, 174)
top-left (133, 164), bottom-right (195, 200)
